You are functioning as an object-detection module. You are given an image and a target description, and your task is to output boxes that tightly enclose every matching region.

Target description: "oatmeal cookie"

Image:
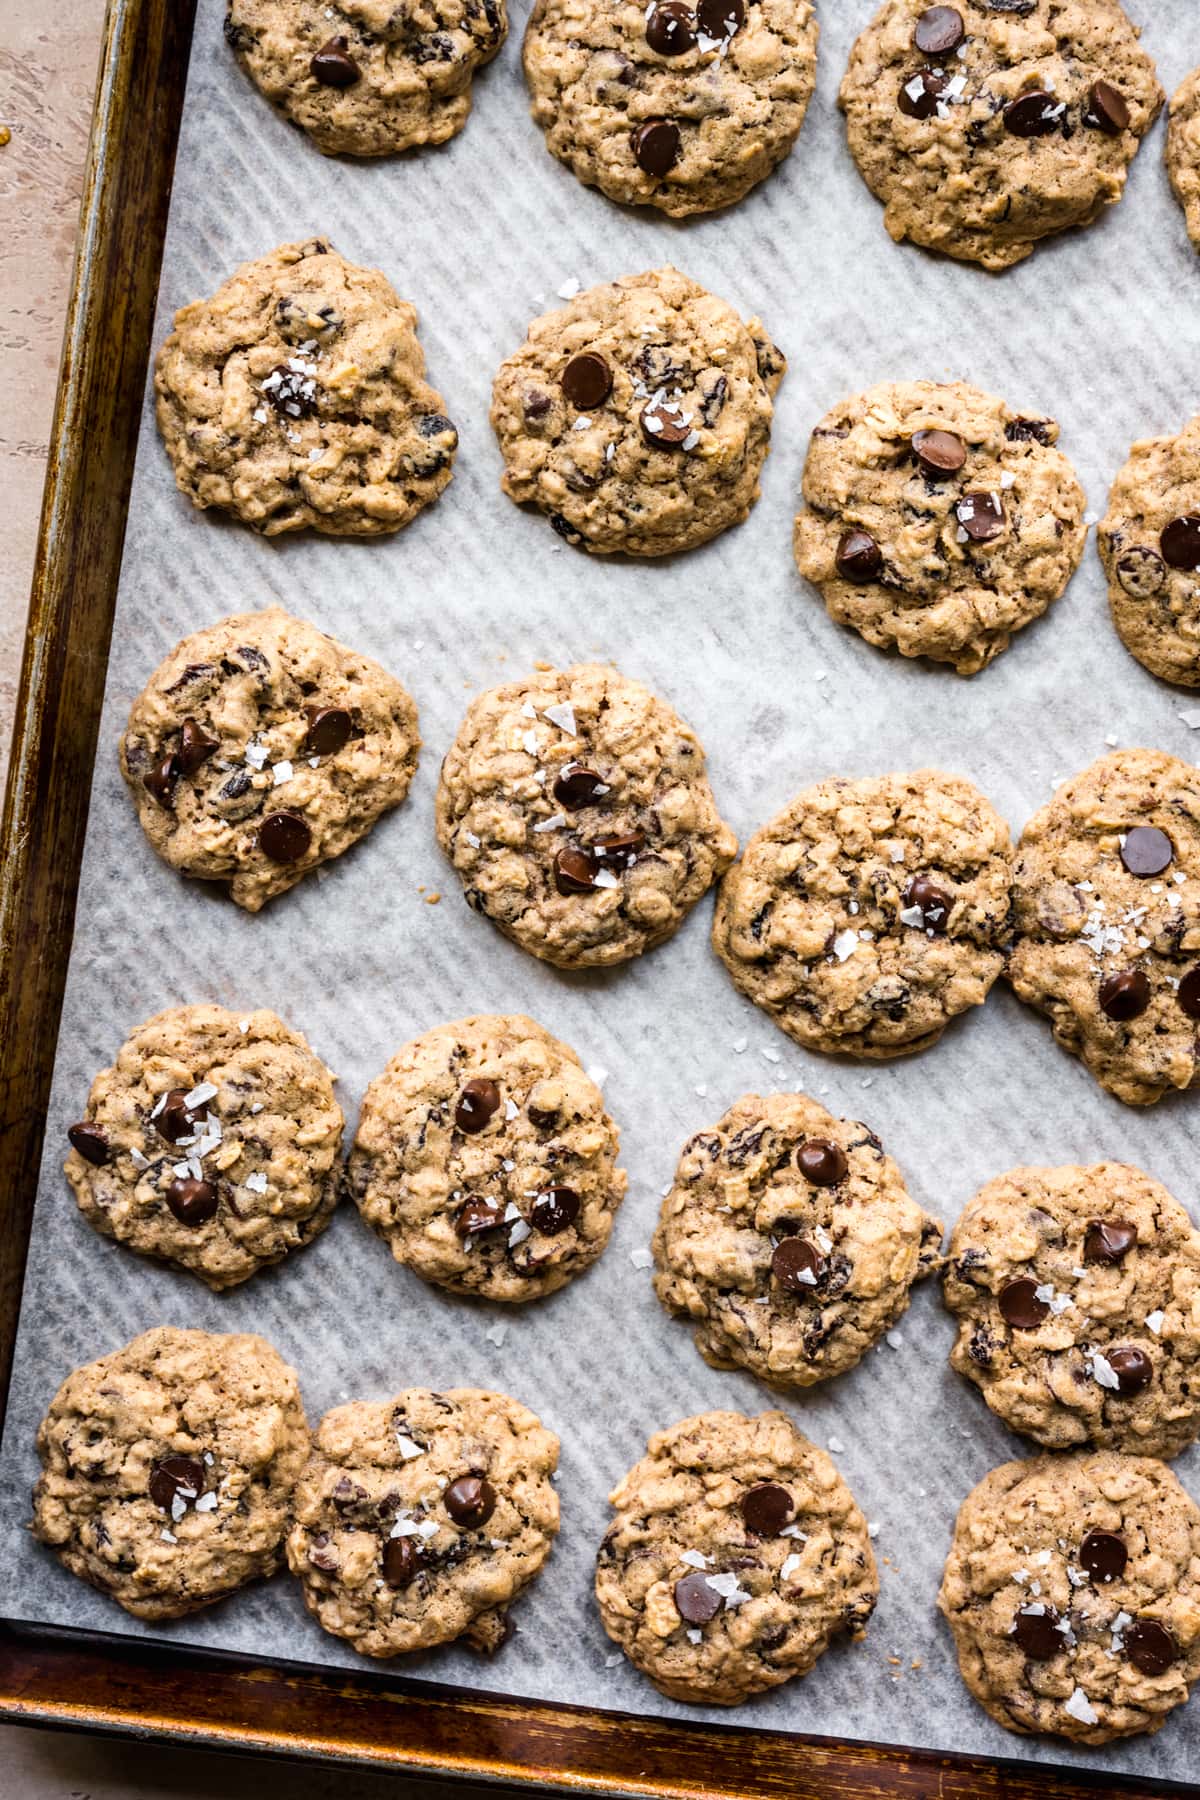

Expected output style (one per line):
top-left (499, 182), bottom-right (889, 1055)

top-left (1008, 750), bottom-right (1200, 1106)
top-left (939, 1451), bottom-right (1200, 1743)
top-left (490, 267), bottom-right (785, 557)
top-left (64, 1004), bottom-right (344, 1291)
top-left (120, 607), bottom-right (420, 911)
top-left (840, 1), bottom-right (1163, 272)
top-left (712, 769), bottom-right (1013, 1058)
top-left (595, 1410), bottom-right (877, 1705)
top-left (435, 662), bottom-right (736, 968)
top-left (31, 1327), bottom-right (309, 1620)
top-left (349, 1014), bottom-right (627, 1302)
top-left (286, 1387), bottom-right (559, 1657)
top-left (154, 238), bottom-right (457, 535)
top-left (1099, 414), bottom-right (1200, 687)
top-left (1168, 66), bottom-right (1200, 252)
top-left (793, 379), bottom-right (1087, 675)
top-left (653, 1092), bottom-right (942, 1389)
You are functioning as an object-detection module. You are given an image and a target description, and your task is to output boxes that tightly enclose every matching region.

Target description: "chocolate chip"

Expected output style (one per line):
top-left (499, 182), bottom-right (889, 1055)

top-left (554, 763), bottom-right (607, 809)
top-left (1086, 79), bottom-right (1130, 135)
top-left (903, 874), bottom-right (951, 934)
top-left (1124, 1620), bottom-right (1178, 1676)
top-left (455, 1078), bottom-right (501, 1133)
top-left (531, 1186), bottom-right (580, 1235)
top-left (956, 491), bottom-right (1006, 542)
top-left (999, 1277), bottom-right (1049, 1330)
top-left (382, 1535), bottom-right (422, 1586)
top-left (630, 118), bottom-right (681, 178)
top-left (1012, 1604), bottom-right (1064, 1661)
top-left (696, 0), bottom-right (744, 37)
top-left (640, 396), bottom-right (693, 448)
top-left (1116, 546), bottom-right (1166, 598)
top-left (166, 1177), bottom-right (219, 1226)
top-left (1179, 968), bottom-right (1200, 1019)
top-left (311, 34), bottom-right (361, 86)
top-left (1005, 417), bottom-right (1053, 445)
top-left (1084, 1219), bottom-right (1137, 1265)
top-left (1004, 91), bottom-right (1062, 137)
top-left (555, 847), bottom-right (598, 894)
top-left (739, 1483), bottom-right (794, 1536)
top-left (155, 1088), bottom-right (208, 1146)
top-left (913, 5), bottom-right (963, 53)
top-left (68, 1122), bottom-right (109, 1166)
top-left (455, 1195), bottom-right (505, 1236)
top-left (898, 68), bottom-right (950, 120)
top-left (178, 717), bottom-right (219, 776)
top-left (912, 428), bottom-right (966, 477)
top-left (304, 706), bottom-right (353, 756)
top-left (1079, 1529), bottom-right (1128, 1583)
top-left (796, 1139), bottom-right (848, 1187)
top-left (561, 352), bottom-right (613, 411)
top-left (772, 1236), bottom-right (822, 1292)
top-left (1099, 968), bottom-right (1150, 1022)
top-left (592, 830), bottom-right (645, 865)
top-left (258, 810), bottom-right (312, 863)
top-left (149, 1454), bottom-right (206, 1512)
top-left (835, 528), bottom-right (883, 582)
top-left (445, 1474), bottom-right (496, 1527)
top-left (143, 754), bottom-right (180, 808)
top-left (1121, 826), bottom-right (1173, 878)
top-left (1161, 515), bottom-right (1200, 570)
top-left (646, 2), bottom-right (695, 54)
top-left (1107, 1346), bottom-right (1153, 1395)
top-left (674, 1570), bottom-right (721, 1625)
top-left (264, 364), bottom-right (318, 420)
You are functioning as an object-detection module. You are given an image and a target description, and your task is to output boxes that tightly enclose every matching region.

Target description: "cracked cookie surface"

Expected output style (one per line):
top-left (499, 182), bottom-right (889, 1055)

top-left (64, 1004), bottom-right (344, 1291)
top-left (435, 662), bottom-right (736, 968)
top-left (120, 607), bottom-right (420, 911)
top-left (1007, 750), bottom-right (1200, 1106)
top-left (226, 0), bottom-right (507, 157)
top-left (712, 769), bottom-right (1013, 1059)
top-left (793, 379), bottom-right (1087, 675)
top-left (286, 1387), bottom-right (559, 1657)
top-left (595, 1410), bottom-right (877, 1705)
top-left (939, 1452), bottom-right (1200, 1744)
top-left (653, 1092), bottom-right (942, 1389)
top-left (1099, 414), bottom-right (1200, 687)
top-left (840, 1), bottom-right (1163, 272)
top-left (349, 1014), bottom-right (627, 1302)
top-left (490, 267), bottom-right (784, 557)
top-left (155, 238), bottom-right (457, 535)
top-left (32, 1327), bottom-right (309, 1621)
top-left (945, 1164), bottom-right (1200, 1460)
top-left (522, 0), bottom-right (817, 216)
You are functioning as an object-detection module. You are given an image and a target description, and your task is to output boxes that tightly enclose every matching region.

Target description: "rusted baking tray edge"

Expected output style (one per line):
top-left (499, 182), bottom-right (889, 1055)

top-left (0, 1), bottom-right (1194, 1793)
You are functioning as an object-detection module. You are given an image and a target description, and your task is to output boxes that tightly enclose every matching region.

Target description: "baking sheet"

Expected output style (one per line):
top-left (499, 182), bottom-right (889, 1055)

top-left (4, 0), bottom-right (1200, 1778)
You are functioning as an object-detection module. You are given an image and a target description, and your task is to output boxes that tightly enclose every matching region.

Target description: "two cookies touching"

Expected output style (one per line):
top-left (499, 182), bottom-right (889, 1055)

top-left (33, 0), bottom-right (1200, 1763)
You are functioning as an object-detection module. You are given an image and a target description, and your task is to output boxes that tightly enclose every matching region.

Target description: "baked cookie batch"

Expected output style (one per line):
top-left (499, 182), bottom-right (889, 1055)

top-left (30, 0), bottom-right (1200, 1759)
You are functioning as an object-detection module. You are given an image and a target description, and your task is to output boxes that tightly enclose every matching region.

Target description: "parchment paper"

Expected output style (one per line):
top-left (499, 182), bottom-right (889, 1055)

top-left (4, 0), bottom-right (1200, 1778)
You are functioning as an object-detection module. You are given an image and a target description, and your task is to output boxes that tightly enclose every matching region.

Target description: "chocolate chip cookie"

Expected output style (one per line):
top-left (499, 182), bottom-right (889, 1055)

top-left (120, 607), bottom-right (420, 911)
top-left (349, 1014), bottom-right (627, 1302)
top-left (286, 1387), bottom-right (559, 1657)
top-left (939, 1451), bottom-right (1200, 1744)
top-left (65, 1004), bottom-right (344, 1291)
top-left (713, 769), bottom-right (1014, 1058)
top-left (1008, 750), bottom-right (1200, 1106)
top-left (595, 1410), bottom-right (877, 1705)
top-left (435, 662), bottom-right (736, 968)
top-left (793, 380), bottom-right (1088, 675)
top-left (155, 238), bottom-right (457, 535)
top-left (522, 0), bottom-right (818, 216)
top-left (653, 1093), bottom-right (942, 1389)
top-left (945, 1164), bottom-right (1200, 1460)
top-left (840, 2), bottom-right (1163, 272)
top-left (1168, 66), bottom-right (1200, 251)
top-left (1099, 414), bottom-right (1200, 687)
top-left (226, 0), bottom-right (507, 157)
top-left (490, 267), bottom-right (785, 557)
top-left (32, 1327), bottom-right (309, 1621)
